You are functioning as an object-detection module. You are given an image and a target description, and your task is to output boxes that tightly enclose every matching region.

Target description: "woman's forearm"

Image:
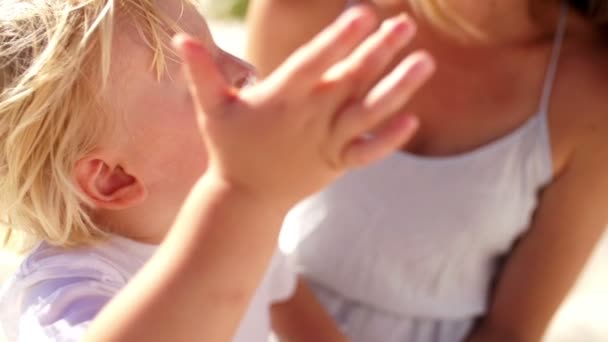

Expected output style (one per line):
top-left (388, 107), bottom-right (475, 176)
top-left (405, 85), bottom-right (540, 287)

top-left (271, 279), bottom-right (348, 342)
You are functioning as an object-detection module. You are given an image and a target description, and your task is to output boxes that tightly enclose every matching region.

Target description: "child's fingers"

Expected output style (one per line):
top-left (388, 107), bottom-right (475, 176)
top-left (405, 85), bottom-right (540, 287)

top-left (330, 52), bottom-right (433, 149)
top-left (323, 14), bottom-right (416, 98)
top-left (362, 51), bottom-right (434, 118)
top-left (343, 113), bottom-right (419, 167)
top-left (274, 5), bottom-right (377, 88)
top-left (173, 34), bottom-right (232, 117)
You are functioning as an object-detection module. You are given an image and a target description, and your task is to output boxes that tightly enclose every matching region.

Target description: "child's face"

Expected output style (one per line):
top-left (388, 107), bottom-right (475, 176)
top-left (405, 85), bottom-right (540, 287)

top-left (95, 0), bottom-right (255, 240)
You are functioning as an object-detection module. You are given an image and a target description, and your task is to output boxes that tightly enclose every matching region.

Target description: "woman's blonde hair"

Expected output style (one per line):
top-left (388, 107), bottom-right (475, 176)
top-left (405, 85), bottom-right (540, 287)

top-left (409, 0), bottom-right (608, 39)
top-left (406, 0), bottom-right (479, 39)
top-left (0, 0), bottom-right (190, 252)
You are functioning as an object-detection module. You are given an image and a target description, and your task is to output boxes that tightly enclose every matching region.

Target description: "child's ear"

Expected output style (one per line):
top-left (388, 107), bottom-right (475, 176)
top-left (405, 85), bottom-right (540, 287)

top-left (73, 156), bottom-right (147, 210)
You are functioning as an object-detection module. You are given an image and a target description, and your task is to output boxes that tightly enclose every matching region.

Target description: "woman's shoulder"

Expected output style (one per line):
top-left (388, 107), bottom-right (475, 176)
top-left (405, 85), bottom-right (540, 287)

top-left (551, 41), bottom-right (608, 165)
top-left (567, 49), bottom-right (607, 119)
top-left (560, 36), bottom-right (608, 101)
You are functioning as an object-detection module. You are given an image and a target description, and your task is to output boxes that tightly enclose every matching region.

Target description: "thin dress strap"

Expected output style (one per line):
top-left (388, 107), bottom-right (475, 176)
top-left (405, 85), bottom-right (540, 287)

top-left (538, 1), bottom-right (569, 114)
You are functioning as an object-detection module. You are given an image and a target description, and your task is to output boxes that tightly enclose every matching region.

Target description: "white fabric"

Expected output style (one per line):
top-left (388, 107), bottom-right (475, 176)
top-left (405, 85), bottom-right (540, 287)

top-left (280, 4), bottom-right (568, 342)
top-left (0, 235), bottom-right (295, 342)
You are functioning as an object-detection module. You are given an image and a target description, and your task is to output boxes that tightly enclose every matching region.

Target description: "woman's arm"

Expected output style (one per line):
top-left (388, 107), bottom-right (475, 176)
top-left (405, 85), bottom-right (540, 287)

top-left (246, 0), bottom-right (350, 76)
top-left (271, 279), bottom-right (348, 342)
top-left (468, 115), bottom-right (608, 341)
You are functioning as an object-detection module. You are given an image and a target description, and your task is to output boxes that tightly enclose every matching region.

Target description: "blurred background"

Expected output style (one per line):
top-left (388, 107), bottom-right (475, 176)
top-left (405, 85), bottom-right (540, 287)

top-left (1, 1), bottom-right (606, 341)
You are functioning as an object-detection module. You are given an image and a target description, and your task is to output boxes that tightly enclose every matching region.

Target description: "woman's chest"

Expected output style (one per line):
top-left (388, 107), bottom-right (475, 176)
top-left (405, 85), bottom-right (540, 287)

top-left (397, 46), bottom-right (551, 155)
top-left (285, 148), bottom-right (551, 258)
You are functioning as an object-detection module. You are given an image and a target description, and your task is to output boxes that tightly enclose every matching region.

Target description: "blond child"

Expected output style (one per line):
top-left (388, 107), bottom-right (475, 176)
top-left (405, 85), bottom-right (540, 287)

top-left (0, 1), bottom-right (433, 341)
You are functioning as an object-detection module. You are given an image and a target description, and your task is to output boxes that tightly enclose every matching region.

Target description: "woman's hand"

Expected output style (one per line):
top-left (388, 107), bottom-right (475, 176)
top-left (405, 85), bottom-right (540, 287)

top-left (175, 6), bottom-right (433, 210)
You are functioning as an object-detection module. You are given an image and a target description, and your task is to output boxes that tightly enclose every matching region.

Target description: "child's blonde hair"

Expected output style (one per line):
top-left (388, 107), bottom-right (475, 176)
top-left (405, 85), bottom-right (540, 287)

top-left (0, 0), bottom-right (189, 252)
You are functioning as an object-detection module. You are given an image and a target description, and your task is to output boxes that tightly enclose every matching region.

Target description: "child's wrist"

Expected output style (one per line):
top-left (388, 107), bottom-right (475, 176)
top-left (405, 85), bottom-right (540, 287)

top-left (196, 171), bottom-right (292, 218)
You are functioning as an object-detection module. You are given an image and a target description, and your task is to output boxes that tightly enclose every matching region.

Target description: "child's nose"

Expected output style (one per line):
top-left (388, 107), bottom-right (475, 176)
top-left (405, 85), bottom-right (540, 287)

top-left (218, 51), bottom-right (258, 89)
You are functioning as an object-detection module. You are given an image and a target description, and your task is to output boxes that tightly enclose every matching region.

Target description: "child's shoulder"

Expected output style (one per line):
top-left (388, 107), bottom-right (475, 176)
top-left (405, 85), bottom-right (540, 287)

top-left (0, 236), bottom-right (156, 341)
top-left (16, 235), bottom-right (156, 284)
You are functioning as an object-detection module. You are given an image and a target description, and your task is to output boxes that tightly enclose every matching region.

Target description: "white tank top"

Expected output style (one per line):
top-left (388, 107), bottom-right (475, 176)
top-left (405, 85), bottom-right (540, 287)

top-left (281, 1), bottom-right (567, 328)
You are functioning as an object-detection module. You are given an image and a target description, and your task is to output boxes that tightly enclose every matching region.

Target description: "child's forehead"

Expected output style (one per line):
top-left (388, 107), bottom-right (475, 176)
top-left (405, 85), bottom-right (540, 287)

top-left (116, 0), bottom-right (213, 44)
top-left (106, 1), bottom-right (213, 100)
top-left (157, 0), bottom-right (213, 42)
top-left (112, 0), bottom-right (213, 71)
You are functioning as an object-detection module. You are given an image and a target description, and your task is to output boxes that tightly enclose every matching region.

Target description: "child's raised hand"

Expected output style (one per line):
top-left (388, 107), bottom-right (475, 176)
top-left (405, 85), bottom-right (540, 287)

top-left (174, 6), bottom-right (434, 209)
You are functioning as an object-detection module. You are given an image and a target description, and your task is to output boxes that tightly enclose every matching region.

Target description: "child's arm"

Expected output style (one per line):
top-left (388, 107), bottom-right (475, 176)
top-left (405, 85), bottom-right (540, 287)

top-left (86, 7), bottom-right (431, 342)
top-left (86, 175), bottom-right (287, 342)
top-left (271, 279), bottom-right (348, 342)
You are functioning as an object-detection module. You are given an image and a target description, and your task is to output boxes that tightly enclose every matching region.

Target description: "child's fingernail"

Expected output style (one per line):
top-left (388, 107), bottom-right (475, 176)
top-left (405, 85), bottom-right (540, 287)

top-left (411, 52), bottom-right (435, 77)
top-left (399, 58), bottom-right (434, 84)
top-left (384, 14), bottom-right (415, 42)
top-left (344, 6), bottom-right (375, 29)
top-left (393, 21), bottom-right (413, 38)
top-left (397, 14), bottom-right (414, 29)
top-left (393, 13), bottom-right (411, 25)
